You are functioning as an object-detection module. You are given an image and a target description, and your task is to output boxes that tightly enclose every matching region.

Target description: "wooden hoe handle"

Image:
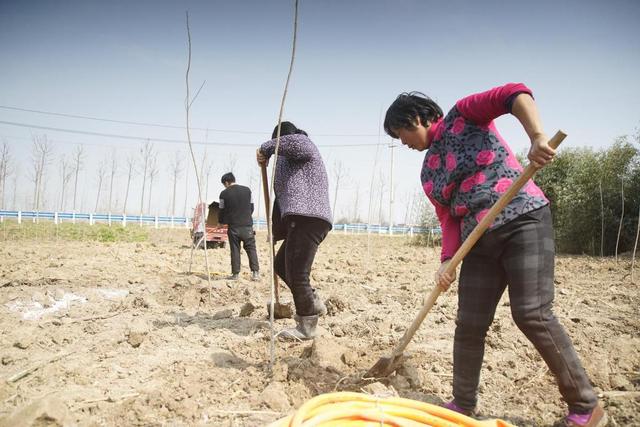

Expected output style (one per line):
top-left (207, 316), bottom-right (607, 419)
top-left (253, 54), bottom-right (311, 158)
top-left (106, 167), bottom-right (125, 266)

top-left (261, 165), bottom-right (280, 301)
top-left (391, 130), bottom-right (567, 358)
top-left (261, 165), bottom-right (272, 225)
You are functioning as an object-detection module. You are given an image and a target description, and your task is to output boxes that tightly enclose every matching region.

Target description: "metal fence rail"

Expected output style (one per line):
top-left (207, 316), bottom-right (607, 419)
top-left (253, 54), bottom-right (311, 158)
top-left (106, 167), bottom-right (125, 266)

top-left (0, 210), bottom-right (189, 228)
top-left (0, 210), bottom-right (440, 236)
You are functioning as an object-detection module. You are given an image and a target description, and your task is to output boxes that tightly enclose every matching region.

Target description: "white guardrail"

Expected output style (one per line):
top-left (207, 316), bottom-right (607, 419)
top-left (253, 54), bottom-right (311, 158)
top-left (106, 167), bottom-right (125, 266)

top-left (0, 210), bottom-right (440, 236)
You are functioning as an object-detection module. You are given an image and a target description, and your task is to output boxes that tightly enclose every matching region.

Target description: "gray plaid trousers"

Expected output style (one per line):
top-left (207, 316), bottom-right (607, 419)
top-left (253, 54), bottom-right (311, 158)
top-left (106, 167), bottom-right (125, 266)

top-left (452, 206), bottom-right (597, 414)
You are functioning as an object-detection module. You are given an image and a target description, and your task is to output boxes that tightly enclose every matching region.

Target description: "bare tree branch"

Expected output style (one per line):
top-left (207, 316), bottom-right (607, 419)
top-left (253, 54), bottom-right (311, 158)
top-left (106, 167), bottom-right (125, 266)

top-left (184, 10), bottom-right (212, 292)
top-left (204, 158), bottom-right (214, 202)
top-left (332, 160), bottom-right (348, 221)
top-left (632, 202), bottom-right (639, 282)
top-left (377, 172), bottom-right (386, 225)
top-left (147, 154), bottom-right (159, 214)
top-left (170, 152), bottom-right (184, 217)
top-left (58, 155), bottom-right (73, 211)
top-left (72, 145), bottom-right (84, 211)
top-left (94, 161), bottom-right (106, 212)
top-left (123, 156), bottom-right (135, 214)
top-left (266, 0), bottom-right (300, 367)
top-left (189, 80), bottom-right (207, 109)
top-left (138, 140), bottom-right (155, 215)
top-left (615, 178), bottom-right (624, 262)
top-left (108, 150), bottom-right (118, 213)
top-left (0, 141), bottom-right (12, 210)
top-left (224, 153), bottom-right (238, 173)
top-left (30, 135), bottom-right (54, 211)
top-left (182, 169), bottom-right (189, 217)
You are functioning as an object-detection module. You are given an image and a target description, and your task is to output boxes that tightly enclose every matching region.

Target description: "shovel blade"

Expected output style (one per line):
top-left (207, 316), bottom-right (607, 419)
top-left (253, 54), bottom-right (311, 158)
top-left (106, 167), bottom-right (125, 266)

top-left (365, 353), bottom-right (405, 378)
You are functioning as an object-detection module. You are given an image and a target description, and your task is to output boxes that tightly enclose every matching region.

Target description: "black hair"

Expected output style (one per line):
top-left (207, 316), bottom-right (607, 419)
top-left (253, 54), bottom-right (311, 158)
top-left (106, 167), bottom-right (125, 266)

top-left (221, 172), bottom-right (235, 185)
top-left (383, 92), bottom-right (443, 139)
top-left (272, 121), bottom-right (308, 139)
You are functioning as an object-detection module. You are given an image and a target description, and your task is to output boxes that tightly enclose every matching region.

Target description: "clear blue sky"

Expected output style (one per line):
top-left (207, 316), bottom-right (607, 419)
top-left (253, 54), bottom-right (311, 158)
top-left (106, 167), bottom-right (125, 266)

top-left (1, 0), bottom-right (639, 222)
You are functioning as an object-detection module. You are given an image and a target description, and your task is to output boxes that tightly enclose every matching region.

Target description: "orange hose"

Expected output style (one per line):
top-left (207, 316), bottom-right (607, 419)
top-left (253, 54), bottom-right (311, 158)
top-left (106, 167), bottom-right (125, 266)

top-left (267, 392), bottom-right (516, 427)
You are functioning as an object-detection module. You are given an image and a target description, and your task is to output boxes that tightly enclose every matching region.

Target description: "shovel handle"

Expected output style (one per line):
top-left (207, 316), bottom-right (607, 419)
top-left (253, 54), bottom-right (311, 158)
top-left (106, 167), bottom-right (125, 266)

top-left (261, 165), bottom-right (272, 224)
top-left (390, 130), bottom-right (566, 358)
top-left (261, 165), bottom-right (280, 302)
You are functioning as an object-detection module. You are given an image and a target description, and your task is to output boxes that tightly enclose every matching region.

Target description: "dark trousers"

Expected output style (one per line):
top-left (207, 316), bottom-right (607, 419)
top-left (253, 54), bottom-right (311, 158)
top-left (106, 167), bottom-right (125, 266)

top-left (453, 206), bottom-right (597, 414)
top-left (274, 216), bottom-right (331, 316)
top-left (227, 225), bottom-right (259, 275)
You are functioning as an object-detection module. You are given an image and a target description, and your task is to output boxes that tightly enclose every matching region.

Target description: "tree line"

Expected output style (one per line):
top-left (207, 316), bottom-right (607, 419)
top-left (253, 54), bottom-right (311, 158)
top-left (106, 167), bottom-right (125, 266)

top-left (0, 138), bottom-right (192, 216)
top-left (536, 132), bottom-right (640, 256)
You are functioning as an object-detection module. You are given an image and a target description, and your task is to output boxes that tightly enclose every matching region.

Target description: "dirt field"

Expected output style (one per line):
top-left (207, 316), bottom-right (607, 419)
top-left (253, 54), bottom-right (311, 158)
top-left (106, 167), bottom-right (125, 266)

top-left (1, 229), bottom-right (638, 426)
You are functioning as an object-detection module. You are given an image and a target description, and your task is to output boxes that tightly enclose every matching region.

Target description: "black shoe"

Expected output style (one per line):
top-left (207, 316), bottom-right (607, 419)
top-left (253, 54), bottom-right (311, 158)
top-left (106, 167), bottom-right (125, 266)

top-left (227, 274), bottom-right (239, 280)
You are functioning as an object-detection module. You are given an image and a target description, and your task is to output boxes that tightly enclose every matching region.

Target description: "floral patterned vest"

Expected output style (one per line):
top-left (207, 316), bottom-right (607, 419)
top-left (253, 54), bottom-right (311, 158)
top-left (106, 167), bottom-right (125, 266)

top-left (421, 106), bottom-right (548, 240)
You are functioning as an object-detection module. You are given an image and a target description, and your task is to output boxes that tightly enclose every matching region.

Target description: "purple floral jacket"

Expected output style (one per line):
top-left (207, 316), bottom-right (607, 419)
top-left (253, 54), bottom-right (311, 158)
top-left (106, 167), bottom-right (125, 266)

top-left (260, 134), bottom-right (333, 227)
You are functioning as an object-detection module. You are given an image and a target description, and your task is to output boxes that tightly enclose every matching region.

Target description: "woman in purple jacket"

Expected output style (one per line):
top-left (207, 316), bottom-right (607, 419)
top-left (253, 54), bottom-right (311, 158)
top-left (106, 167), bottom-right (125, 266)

top-left (257, 122), bottom-right (333, 340)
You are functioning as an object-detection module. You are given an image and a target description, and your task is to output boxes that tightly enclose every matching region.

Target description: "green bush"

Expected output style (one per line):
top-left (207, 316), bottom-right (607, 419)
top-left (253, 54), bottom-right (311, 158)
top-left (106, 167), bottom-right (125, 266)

top-left (536, 136), bottom-right (640, 255)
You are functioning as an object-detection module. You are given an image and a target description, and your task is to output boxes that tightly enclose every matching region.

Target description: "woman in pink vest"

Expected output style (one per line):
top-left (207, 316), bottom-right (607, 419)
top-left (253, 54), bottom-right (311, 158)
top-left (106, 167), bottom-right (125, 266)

top-left (384, 83), bottom-right (606, 427)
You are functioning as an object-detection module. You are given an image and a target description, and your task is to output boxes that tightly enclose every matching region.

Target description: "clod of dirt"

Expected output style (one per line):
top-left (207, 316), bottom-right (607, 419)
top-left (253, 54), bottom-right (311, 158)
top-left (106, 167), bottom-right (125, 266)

top-left (126, 321), bottom-right (148, 348)
top-left (239, 302), bottom-right (256, 317)
top-left (301, 336), bottom-right (346, 369)
top-left (1, 396), bottom-right (68, 427)
top-left (389, 374), bottom-right (410, 390)
top-left (13, 333), bottom-right (34, 350)
top-left (260, 382), bottom-right (291, 412)
top-left (325, 296), bottom-right (348, 316)
top-left (361, 381), bottom-right (398, 398)
top-left (397, 365), bottom-right (422, 388)
top-left (331, 325), bottom-right (345, 337)
top-left (1, 355), bottom-right (14, 365)
top-left (132, 296), bottom-right (149, 309)
top-left (127, 332), bottom-right (145, 348)
top-left (341, 349), bottom-right (359, 366)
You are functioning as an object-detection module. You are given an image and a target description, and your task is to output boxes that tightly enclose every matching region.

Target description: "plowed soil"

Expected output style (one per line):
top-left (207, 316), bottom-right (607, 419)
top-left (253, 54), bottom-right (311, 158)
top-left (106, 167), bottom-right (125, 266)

top-left (1, 230), bottom-right (638, 426)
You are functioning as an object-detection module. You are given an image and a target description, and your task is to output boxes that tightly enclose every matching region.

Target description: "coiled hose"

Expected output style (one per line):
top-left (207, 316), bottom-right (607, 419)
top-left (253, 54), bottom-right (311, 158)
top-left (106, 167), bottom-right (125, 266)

top-left (267, 392), bottom-right (516, 427)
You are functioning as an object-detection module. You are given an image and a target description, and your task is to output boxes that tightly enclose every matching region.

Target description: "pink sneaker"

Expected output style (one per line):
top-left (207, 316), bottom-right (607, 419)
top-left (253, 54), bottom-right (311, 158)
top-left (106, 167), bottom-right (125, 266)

top-left (565, 404), bottom-right (607, 427)
top-left (443, 400), bottom-right (474, 417)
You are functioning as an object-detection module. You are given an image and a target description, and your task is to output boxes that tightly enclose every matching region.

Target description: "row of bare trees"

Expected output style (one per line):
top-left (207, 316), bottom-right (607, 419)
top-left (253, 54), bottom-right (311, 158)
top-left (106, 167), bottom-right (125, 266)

top-left (4, 136), bottom-right (408, 223)
top-left (2, 136), bottom-right (246, 216)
